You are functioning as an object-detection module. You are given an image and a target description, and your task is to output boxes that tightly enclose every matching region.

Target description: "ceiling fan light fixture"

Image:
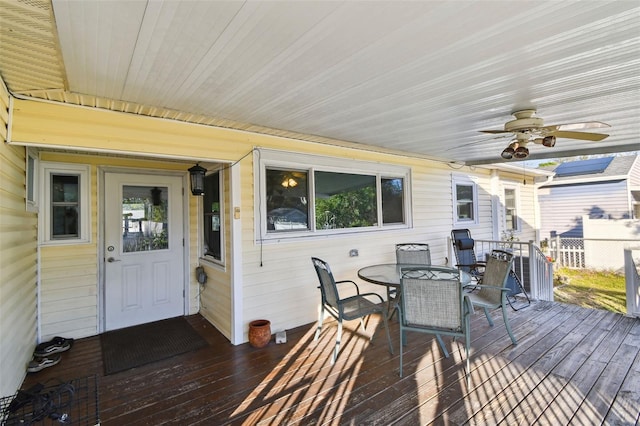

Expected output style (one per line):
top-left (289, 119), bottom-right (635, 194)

top-left (514, 146), bottom-right (529, 159)
top-left (501, 141), bottom-right (518, 160)
top-left (542, 135), bottom-right (556, 147)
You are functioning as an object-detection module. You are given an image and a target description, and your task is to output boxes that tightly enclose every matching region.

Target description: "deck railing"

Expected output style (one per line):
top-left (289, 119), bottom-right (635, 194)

top-left (449, 238), bottom-right (554, 302)
top-left (624, 248), bottom-right (640, 318)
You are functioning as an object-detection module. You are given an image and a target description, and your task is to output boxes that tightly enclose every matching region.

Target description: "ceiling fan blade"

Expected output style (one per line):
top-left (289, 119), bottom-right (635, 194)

top-left (479, 129), bottom-right (511, 134)
top-left (543, 121), bottom-right (610, 132)
top-left (548, 130), bottom-right (609, 141)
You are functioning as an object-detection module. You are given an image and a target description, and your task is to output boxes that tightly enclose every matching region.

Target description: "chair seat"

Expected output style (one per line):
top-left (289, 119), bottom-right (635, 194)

top-left (466, 292), bottom-right (500, 310)
top-left (341, 294), bottom-right (384, 321)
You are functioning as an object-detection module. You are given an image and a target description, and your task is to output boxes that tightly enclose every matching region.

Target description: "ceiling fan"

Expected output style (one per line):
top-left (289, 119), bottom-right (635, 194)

top-left (479, 109), bottom-right (610, 160)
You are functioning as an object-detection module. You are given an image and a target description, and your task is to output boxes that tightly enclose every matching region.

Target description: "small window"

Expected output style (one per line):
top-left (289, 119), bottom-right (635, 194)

top-left (26, 148), bottom-right (39, 212)
top-left (504, 187), bottom-right (519, 231)
top-left (382, 177), bottom-right (405, 224)
top-left (203, 171), bottom-right (223, 262)
top-left (40, 162), bottom-right (90, 244)
top-left (452, 175), bottom-right (478, 225)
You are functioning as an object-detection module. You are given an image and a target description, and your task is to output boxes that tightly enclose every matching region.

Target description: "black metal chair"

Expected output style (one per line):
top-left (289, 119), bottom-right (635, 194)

top-left (398, 266), bottom-right (473, 386)
top-left (451, 229), bottom-right (486, 286)
top-left (311, 257), bottom-right (393, 363)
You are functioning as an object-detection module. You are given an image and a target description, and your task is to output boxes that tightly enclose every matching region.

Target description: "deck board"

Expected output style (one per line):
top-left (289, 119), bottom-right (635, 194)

top-left (19, 301), bottom-right (639, 425)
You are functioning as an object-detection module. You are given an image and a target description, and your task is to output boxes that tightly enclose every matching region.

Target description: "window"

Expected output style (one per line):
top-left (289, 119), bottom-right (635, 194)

top-left (40, 162), bottom-right (90, 244)
top-left (504, 186), bottom-right (519, 231)
top-left (202, 171), bottom-right (223, 262)
top-left (452, 175), bottom-right (478, 225)
top-left (258, 150), bottom-right (409, 239)
top-left (26, 148), bottom-right (38, 212)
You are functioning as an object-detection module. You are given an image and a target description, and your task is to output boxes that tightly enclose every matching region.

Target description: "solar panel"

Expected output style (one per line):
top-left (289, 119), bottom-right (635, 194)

top-left (554, 157), bottom-right (613, 177)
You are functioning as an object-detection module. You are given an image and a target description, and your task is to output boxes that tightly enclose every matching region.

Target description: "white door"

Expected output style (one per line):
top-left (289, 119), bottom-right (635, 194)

top-left (104, 172), bottom-right (185, 331)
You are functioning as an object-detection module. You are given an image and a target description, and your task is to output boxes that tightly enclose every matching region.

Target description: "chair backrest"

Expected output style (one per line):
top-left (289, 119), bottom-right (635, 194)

top-left (451, 229), bottom-right (478, 272)
top-left (478, 250), bottom-right (514, 304)
top-left (311, 257), bottom-right (340, 309)
top-left (396, 243), bottom-right (431, 265)
top-left (400, 267), bottom-right (463, 331)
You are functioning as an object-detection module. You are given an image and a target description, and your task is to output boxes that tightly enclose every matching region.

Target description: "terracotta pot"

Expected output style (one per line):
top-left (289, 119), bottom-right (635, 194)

top-left (249, 319), bottom-right (271, 348)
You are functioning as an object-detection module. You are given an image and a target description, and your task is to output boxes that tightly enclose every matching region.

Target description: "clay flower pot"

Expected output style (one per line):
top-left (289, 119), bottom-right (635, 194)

top-left (248, 319), bottom-right (271, 348)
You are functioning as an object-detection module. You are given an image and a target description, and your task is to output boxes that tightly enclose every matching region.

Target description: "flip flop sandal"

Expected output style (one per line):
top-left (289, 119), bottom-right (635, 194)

top-left (27, 354), bottom-right (61, 373)
top-left (33, 336), bottom-right (74, 357)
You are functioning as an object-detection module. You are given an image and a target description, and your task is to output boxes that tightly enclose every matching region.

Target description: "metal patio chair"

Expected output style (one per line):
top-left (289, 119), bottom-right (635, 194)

top-left (311, 257), bottom-right (393, 364)
top-left (389, 243), bottom-right (432, 319)
top-left (466, 249), bottom-right (518, 345)
top-left (398, 266), bottom-right (473, 386)
top-left (451, 229), bottom-right (486, 286)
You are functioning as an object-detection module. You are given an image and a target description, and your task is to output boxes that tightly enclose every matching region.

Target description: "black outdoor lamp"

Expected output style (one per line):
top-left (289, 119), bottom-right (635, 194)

top-left (188, 163), bottom-right (207, 196)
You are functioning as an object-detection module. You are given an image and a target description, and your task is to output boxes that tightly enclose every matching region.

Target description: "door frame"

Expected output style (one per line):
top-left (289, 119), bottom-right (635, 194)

top-left (98, 166), bottom-right (190, 333)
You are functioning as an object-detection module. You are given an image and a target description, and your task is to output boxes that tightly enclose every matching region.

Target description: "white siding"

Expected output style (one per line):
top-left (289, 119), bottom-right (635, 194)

top-left (539, 180), bottom-right (629, 238)
top-left (0, 89), bottom-right (38, 396)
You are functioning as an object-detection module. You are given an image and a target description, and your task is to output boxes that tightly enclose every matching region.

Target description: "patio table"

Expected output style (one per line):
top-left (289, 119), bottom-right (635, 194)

top-left (357, 264), bottom-right (471, 317)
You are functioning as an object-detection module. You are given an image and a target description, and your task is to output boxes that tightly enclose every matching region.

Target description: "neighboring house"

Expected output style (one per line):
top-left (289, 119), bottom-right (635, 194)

top-left (0, 81), bottom-right (552, 397)
top-left (538, 155), bottom-right (640, 238)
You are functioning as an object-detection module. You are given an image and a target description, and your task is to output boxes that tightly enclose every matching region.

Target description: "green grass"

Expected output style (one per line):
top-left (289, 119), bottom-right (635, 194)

top-left (553, 267), bottom-right (626, 313)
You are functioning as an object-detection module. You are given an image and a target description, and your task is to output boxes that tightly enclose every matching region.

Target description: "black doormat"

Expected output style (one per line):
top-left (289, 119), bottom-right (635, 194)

top-left (100, 316), bottom-right (208, 375)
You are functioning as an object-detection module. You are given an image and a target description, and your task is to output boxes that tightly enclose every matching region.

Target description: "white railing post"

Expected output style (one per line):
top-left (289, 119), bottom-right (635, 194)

top-left (528, 240), bottom-right (537, 300)
top-left (624, 248), bottom-right (640, 318)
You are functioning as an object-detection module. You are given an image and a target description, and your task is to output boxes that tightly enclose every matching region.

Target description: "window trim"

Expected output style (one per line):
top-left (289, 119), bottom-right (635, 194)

top-left (200, 169), bottom-right (225, 266)
top-left (26, 147), bottom-right (39, 212)
top-left (255, 149), bottom-right (411, 241)
top-left (39, 162), bottom-right (91, 245)
top-left (503, 183), bottom-right (521, 233)
top-left (452, 174), bottom-right (479, 226)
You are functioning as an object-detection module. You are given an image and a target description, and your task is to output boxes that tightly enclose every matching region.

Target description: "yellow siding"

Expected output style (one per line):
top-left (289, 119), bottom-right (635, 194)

top-left (36, 152), bottom-right (204, 340)
top-left (0, 89), bottom-right (38, 396)
top-left (198, 168), bottom-right (232, 339)
top-left (9, 98), bottom-right (514, 345)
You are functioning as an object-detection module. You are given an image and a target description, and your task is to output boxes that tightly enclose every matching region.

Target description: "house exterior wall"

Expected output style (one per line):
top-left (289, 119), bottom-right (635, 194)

top-left (497, 175), bottom-right (538, 244)
top-left (35, 152), bottom-right (204, 341)
top-left (0, 89), bottom-right (38, 396)
top-left (8, 97), bottom-right (534, 346)
top-left (628, 156), bottom-right (640, 186)
top-left (538, 180), bottom-right (630, 238)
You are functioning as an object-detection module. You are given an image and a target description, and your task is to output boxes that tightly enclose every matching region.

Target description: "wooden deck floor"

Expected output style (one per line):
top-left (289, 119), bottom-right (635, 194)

top-left (22, 301), bottom-right (640, 425)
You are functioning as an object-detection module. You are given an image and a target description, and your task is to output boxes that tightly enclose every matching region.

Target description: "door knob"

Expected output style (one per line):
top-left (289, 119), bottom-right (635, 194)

top-left (107, 257), bottom-right (121, 263)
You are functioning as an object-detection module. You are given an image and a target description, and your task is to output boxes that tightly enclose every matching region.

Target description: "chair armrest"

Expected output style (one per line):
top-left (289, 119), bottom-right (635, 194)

top-left (341, 292), bottom-right (385, 304)
top-left (335, 279), bottom-right (360, 295)
top-left (469, 284), bottom-right (510, 293)
top-left (455, 262), bottom-right (486, 269)
top-left (462, 294), bottom-right (475, 315)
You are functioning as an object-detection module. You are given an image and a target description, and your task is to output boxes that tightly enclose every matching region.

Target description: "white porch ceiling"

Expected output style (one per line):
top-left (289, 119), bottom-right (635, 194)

top-left (1, 0), bottom-right (639, 165)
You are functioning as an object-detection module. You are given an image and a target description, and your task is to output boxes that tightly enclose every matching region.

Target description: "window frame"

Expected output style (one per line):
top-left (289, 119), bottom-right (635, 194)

top-left (200, 170), bottom-right (224, 265)
top-left (503, 184), bottom-right (521, 232)
top-left (39, 161), bottom-right (91, 245)
top-left (452, 174), bottom-right (479, 226)
top-left (255, 150), bottom-right (411, 241)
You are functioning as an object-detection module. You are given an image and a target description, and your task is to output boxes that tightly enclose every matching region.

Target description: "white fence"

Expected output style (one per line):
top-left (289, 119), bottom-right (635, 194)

top-left (549, 236), bottom-right (639, 272)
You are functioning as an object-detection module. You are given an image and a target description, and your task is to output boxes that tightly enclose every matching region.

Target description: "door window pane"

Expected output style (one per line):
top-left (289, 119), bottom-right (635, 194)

top-left (505, 188), bottom-right (518, 231)
top-left (122, 186), bottom-right (168, 252)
